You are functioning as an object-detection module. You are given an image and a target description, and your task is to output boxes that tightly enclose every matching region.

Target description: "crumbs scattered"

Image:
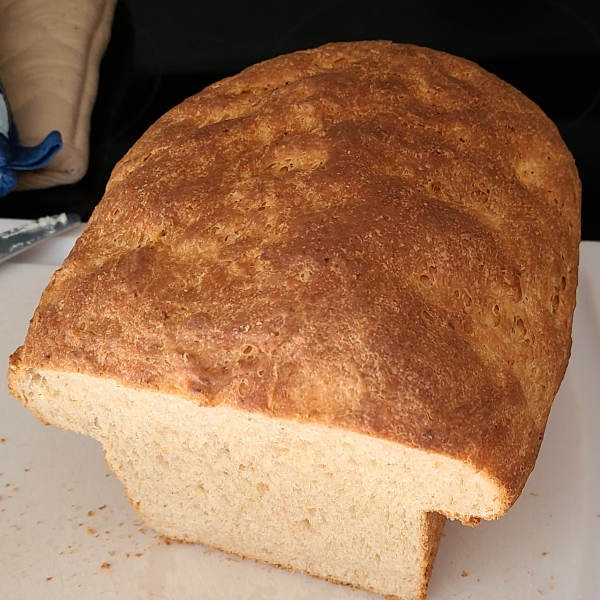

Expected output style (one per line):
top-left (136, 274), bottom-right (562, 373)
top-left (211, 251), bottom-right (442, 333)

top-left (541, 551), bottom-right (548, 556)
top-left (477, 578), bottom-right (481, 582)
top-left (46, 577), bottom-right (53, 582)
top-left (549, 585), bottom-right (554, 590)
top-left (24, 469), bottom-right (29, 473)
top-left (105, 474), bottom-right (111, 478)
top-left (87, 511), bottom-right (94, 517)
top-left (109, 551), bottom-right (115, 557)
top-left (538, 590), bottom-right (544, 595)
top-left (87, 527), bottom-right (95, 535)
top-left (0, 438), bottom-right (5, 443)
top-left (100, 562), bottom-right (111, 570)
top-left (126, 553), bottom-right (130, 558)
top-left (461, 571), bottom-right (468, 577)
top-left (530, 492), bottom-right (539, 497)
top-left (135, 553), bottom-right (143, 557)
top-left (99, 505), bottom-right (107, 510)
top-left (36, 520), bottom-right (43, 525)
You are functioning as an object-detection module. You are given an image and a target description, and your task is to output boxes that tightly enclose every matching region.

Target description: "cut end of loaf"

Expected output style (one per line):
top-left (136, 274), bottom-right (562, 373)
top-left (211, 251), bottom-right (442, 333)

top-left (10, 365), bottom-right (510, 600)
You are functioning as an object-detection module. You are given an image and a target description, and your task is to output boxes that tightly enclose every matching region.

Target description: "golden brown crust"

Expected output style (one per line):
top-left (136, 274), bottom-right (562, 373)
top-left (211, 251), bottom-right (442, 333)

top-left (10, 41), bottom-right (580, 508)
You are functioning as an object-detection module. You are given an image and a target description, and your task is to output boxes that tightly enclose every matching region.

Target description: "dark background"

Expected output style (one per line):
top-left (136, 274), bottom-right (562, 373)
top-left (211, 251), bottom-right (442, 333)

top-left (2, 0), bottom-right (599, 240)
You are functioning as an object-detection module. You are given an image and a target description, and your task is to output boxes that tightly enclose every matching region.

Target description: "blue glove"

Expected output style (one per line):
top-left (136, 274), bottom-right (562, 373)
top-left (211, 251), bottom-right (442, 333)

top-left (0, 79), bottom-right (63, 197)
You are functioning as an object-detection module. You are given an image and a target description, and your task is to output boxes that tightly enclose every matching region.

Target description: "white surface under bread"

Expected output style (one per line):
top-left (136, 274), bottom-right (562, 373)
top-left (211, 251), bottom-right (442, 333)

top-left (0, 218), bottom-right (599, 599)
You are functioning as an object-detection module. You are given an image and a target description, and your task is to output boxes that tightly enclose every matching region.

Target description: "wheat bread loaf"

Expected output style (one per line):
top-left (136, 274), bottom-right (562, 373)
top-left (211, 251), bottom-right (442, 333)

top-left (8, 41), bottom-right (580, 600)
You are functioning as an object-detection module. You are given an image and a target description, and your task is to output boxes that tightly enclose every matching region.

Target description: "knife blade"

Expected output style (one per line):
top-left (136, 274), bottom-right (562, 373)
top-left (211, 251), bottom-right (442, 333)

top-left (0, 213), bottom-right (82, 264)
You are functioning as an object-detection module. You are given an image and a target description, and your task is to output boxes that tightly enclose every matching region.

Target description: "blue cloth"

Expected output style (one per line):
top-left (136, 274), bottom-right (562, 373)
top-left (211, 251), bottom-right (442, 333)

top-left (0, 79), bottom-right (62, 197)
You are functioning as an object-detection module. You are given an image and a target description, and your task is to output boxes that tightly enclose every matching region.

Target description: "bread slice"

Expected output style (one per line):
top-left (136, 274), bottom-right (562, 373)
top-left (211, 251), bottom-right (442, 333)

top-left (8, 41), bottom-right (580, 599)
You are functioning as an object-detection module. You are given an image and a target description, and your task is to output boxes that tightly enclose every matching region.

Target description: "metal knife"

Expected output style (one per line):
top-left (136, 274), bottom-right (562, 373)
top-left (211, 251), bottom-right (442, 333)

top-left (0, 213), bottom-right (82, 264)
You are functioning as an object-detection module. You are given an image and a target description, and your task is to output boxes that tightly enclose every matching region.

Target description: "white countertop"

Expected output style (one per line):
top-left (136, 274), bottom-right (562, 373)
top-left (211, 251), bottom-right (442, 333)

top-left (0, 218), bottom-right (599, 600)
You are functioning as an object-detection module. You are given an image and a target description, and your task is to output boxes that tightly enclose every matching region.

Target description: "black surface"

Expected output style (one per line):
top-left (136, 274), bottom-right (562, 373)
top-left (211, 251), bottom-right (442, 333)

top-left (1, 0), bottom-right (599, 239)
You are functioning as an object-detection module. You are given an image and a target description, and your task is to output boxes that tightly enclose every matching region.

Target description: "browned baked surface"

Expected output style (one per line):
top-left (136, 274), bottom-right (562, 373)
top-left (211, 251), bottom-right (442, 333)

top-left (10, 41), bottom-right (580, 508)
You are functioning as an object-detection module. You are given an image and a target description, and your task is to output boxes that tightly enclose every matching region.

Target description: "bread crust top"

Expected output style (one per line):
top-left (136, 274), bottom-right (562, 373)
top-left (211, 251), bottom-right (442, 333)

top-left (10, 41), bottom-right (580, 511)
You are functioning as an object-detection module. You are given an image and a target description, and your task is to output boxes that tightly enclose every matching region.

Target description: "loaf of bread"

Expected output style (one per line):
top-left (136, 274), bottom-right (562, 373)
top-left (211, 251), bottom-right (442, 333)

top-left (8, 41), bottom-right (580, 600)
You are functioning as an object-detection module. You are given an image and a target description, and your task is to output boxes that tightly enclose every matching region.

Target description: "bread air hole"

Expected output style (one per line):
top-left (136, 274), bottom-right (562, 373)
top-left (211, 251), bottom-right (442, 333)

top-left (267, 156), bottom-right (325, 175)
top-left (483, 301), bottom-right (501, 328)
top-left (512, 317), bottom-right (527, 342)
top-left (419, 274), bottom-right (432, 289)
top-left (421, 310), bottom-right (435, 326)
top-left (298, 268), bottom-right (312, 283)
top-left (461, 290), bottom-right (473, 311)
top-left (256, 482), bottom-right (268, 497)
top-left (470, 189), bottom-right (489, 203)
